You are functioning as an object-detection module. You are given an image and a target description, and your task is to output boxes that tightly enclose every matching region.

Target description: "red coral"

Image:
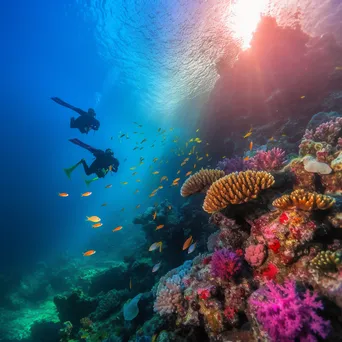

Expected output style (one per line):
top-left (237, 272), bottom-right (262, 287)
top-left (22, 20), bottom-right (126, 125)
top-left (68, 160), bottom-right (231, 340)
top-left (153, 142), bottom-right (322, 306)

top-left (262, 263), bottom-right (278, 280)
top-left (224, 306), bottom-right (236, 320)
top-left (197, 288), bottom-right (211, 300)
top-left (202, 256), bottom-right (212, 265)
top-left (279, 212), bottom-right (289, 224)
top-left (268, 240), bottom-right (281, 253)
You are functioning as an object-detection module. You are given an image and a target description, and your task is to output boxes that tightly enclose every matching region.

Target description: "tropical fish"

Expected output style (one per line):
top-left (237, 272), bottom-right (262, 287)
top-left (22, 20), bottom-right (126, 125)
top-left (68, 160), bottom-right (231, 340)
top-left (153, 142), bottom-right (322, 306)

top-left (121, 182), bottom-right (128, 185)
top-left (152, 262), bottom-right (161, 273)
top-left (133, 146), bottom-right (138, 151)
top-left (113, 226), bottom-right (123, 232)
top-left (58, 192), bottom-right (69, 197)
top-left (244, 156), bottom-right (249, 161)
top-left (149, 193), bottom-right (156, 198)
top-left (130, 166), bottom-right (137, 170)
top-left (269, 136), bottom-right (274, 141)
top-left (133, 131), bottom-right (138, 134)
top-left (186, 171), bottom-right (192, 176)
top-left (205, 153), bottom-right (209, 157)
top-left (189, 138), bottom-right (194, 142)
top-left (193, 164), bottom-right (196, 168)
top-left (171, 182), bottom-right (179, 187)
top-left (153, 158), bottom-right (158, 163)
top-left (136, 179), bottom-right (141, 182)
top-left (140, 147), bottom-right (144, 150)
top-left (101, 203), bottom-right (107, 207)
top-left (170, 128), bottom-right (174, 131)
top-left (188, 242), bottom-right (197, 254)
top-left (160, 176), bottom-right (168, 182)
top-left (183, 236), bottom-right (193, 250)
top-left (92, 223), bottom-right (103, 228)
top-left (132, 172), bottom-right (137, 176)
top-left (152, 171), bottom-right (160, 175)
top-left (108, 165), bottom-right (113, 172)
top-left (158, 128), bottom-right (161, 132)
top-left (105, 184), bottom-right (112, 189)
top-left (335, 66), bottom-right (342, 70)
top-left (121, 208), bottom-right (125, 212)
top-left (83, 250), bottom-right (96, 256)
top-left (197, 157), bottom-right (203, 161)
top-left (156, 224), bottom-right (164, 230)
top-left (243, 131), bottom-right (252, 138)
top-left (181, 162), bottom-right (186, 166)
top-left (149, 241), bottom-right (162, 252)
top-left (134, 189), bottom-right (140, 194)
top-left (141, 138), bottom-right (147, 143)
top-left (120, 133), bottom-right (126, 138)
top-left (249, 141), bottom-right (253, 151)
top-left (173, 178), bottom-right (181, 183)
top-left (177, 170), bottom-right (181, 174)
top-left (158, 185), bottom-right (163, 189)
top-left (81, 191), bottom-right (92, 197)
top-left (151, 144), bottom-right (155, 148)
top-left (136, 204), bottom-right (141, 209)
top-left (153, 211), bottom-right (157, 220)
top-left (196, 128), bottom-right (200, 132)
top-left (300, 95), bottom-right (305, 99)
top-left (86, 216), bottom-right (101, 223)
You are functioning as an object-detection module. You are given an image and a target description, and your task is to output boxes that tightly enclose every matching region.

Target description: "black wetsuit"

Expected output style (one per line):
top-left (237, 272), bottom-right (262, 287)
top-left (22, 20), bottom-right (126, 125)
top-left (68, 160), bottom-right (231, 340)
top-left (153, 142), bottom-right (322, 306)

top-left (81, 151), bottom-right (119, 178)
top-left (51, 97), bottom-right (100, 134)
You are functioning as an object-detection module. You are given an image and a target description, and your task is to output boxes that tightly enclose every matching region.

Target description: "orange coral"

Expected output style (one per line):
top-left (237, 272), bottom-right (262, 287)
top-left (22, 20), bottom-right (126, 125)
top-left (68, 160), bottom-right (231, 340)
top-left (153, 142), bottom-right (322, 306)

top-left (203, 171), bottom-right (275, 213)
top-left (180, 169), bottom-right (225, 197)
top-left (272, 189), bottom-right (335, 211)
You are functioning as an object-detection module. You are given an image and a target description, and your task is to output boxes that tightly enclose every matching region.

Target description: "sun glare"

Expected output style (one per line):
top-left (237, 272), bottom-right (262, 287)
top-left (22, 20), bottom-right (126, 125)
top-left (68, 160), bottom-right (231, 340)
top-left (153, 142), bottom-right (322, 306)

top-left (230, 0), bottom-right (268, 49)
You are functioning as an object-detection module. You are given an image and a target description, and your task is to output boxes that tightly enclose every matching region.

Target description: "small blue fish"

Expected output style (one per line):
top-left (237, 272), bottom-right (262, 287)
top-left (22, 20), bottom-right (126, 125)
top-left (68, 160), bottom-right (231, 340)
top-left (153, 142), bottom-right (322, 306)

top-left (152, 262), bottom-right (161, 273)
top-left (188, 242), bottom-right (197, 254)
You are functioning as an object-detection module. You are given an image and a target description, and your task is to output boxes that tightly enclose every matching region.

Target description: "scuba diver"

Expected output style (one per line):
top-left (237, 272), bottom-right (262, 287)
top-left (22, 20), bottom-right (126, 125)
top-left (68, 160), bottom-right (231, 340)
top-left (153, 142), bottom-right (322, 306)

top-left (51, 97), bottom-right (100, 134)
top-left (64, 138), bottom-right (119, 185)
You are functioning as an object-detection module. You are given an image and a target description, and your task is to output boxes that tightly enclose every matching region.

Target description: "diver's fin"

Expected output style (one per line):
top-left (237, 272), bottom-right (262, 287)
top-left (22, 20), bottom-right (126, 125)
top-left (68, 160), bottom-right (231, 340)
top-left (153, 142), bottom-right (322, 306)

top-left (64, 161), bottom-right (82, 179)
top-left (85, 177), bottom-right (99, 186)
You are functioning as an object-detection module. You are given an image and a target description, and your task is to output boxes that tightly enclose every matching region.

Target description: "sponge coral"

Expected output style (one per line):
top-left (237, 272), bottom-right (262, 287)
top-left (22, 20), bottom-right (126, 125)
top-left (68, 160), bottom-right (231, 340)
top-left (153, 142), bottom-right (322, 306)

top-left (245, 244), bottom-right (266, 267)
top-left (249, 281), bottom-right (330, 342)
top-left (211, 248), bottom-right (242, 281)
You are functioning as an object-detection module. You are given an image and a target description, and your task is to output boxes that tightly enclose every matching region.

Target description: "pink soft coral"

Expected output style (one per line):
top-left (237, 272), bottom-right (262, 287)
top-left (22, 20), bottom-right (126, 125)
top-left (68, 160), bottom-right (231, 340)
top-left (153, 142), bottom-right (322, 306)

top-left (245, 244), bottom-right (266, 267)
top-left (246, 147), bottom-right (286, 172)
top-left (249, 281), bottom-right (330, 342)
top-left (211, 248), bottom-right (242, 281)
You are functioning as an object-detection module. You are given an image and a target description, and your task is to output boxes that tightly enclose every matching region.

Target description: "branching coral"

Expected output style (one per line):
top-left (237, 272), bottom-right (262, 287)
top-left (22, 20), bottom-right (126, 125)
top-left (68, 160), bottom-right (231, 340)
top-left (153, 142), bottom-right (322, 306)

top-left (203, 171), bottom-right (275, 213)
top-left (272, 189), bottom-right (335, 211)
top-left (245, 148), bottom-right (286, 172)
top-left (210, 248), bottom-right (242, 281)
top-left (248, 281), bottom-right (331, 342)
top-left (180, 169), bottom-right (225, 197)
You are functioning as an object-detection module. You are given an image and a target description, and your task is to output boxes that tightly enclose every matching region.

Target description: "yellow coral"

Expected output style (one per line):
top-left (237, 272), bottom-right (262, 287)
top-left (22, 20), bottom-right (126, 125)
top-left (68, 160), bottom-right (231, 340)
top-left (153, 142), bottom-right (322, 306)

top-left (272, 189), bottom-right (335, 211)
top-left (203, 171), bottom-right (275, 213)
top-left (180, 168), bottom-right (225, 197)
top-left (310, 250), bottom-right (342, 272)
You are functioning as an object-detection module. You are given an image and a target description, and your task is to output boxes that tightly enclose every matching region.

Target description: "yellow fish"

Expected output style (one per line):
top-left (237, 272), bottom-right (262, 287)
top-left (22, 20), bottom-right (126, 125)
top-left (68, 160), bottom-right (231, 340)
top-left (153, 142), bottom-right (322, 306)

top-left (149, 193), bottom-right (156, 198)
top-left (158, 185), bottom-right (163, 189)
top-left (152, 171), bottom-right (160, 175)
top-left (181, 162), bottom-right (186, 166)
top-left (173, 178), bottom-right (180, 183)
top-left (153, 211), bottom-right (157, 220)
top-left (196, 129), bottom-right (199, 132)
top-left (300, 95), bottom-right (305, 99)
top-left (130, 167), bottom-right (136, 170)
top-left (197, 157), bottom-right (203, 161)
top-left (206, 153), bottom-right (209, 157)
top-left (243, 131), bottom-right (252, 138)
top-left (185, 171), bottom-right (192, 176)
top-left (86, 216), bottom-right (101, 223)
top-left (129, 278), bottom-right (132, 290)
top-left (121, 181), bottom-right (128, 185)
top-left (136, 179), bottom-right (141, 182)
top-left (189, 138), bottom-right (194, 142)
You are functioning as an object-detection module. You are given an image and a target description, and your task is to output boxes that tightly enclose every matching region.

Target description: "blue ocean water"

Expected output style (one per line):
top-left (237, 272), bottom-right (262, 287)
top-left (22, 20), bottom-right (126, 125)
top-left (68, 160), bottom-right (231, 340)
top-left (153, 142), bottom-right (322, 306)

top-left (1, 0), bottom-right (342, 341)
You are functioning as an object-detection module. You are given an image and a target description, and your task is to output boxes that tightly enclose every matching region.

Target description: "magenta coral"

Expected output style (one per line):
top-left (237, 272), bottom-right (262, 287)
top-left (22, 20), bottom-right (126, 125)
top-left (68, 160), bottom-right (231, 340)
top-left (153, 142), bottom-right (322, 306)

top-left (211, 248), bottom-right (242, 281)
top-left (245, 148), bottom-right (286, 172)
top-left (245, 244), bottom-right (266, 267)
top-left (249, 281), bottom-right (330, 342)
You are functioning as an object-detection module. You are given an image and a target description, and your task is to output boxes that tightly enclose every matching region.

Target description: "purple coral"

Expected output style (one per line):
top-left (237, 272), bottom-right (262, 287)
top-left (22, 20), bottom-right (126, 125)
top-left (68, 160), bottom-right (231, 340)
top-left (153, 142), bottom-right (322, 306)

top-left (211, 248), bottom-right (242, 281)
top-left (304, 117), bottom-right (342, 145)
top-left (217, 157), bottom-right (246, 174)
top-left (245, 244), bottom-right (266, 267)
top-left (245, 148), bottom-right (286, 172)
top-left (249, 281), bottom-right (330, 342)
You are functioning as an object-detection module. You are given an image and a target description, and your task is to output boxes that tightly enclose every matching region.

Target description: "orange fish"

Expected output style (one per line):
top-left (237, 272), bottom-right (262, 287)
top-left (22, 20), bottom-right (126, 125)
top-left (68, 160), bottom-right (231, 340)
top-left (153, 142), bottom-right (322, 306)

top-left (92, 223), bottom-right (103, 228)
top-left (83, 250), bottom-right (96, 256)
top-left (149, 193), bottom-right (156, 198)
top-left (171, 182), bottom-right (179, 187)
top-left (249, 141), bottom-right (253, 151)
top-left (81, 191), bottom-right (92, 197)
top-left (244, 156), bottom-right (249, 161)
top-left (105, 184), bottom-right (112, 189)
top-left (173, 178), bottom-right (180, 183)
top-left (153, 211), bottom-right (157, 220)
top-left (156, 224), bottom-right (164, 230)
top-left (86, 216), bottom-right (101, 223)
top-left (182, 236), bottom-right (193, 250)
top-left (185, 171), bottom-right (192, 176)
top-left (58, 192), bottom-right (69, 197)
top-left (109, 165), bottom-right (113, 172)
top-left (113, 226), bottom-right (123, 232)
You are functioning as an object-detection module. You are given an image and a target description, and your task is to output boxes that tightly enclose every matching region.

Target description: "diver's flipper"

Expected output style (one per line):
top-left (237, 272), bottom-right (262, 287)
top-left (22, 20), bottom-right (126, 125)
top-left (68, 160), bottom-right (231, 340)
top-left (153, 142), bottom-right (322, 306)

top-left (69, 138), bottom-right (103, 156)
top-left (85, 177), bottom-right (99, 186)
top-left (51, 97), bottom-right (77, 110)
top-left (64, 161), bottom-right (82, 179)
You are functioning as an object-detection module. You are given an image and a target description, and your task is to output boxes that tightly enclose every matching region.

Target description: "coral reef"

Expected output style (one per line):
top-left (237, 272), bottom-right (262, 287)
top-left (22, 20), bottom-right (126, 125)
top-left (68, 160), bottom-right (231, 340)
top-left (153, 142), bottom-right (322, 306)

top-left (246, 148), bottom-right (286, 172)
top-left (203, 170), bottom-right (275, 213)
top-left (245, 244), bottom-right (266, 267)
top-left (272, 189), bottom-right (336, 211)
top-left (180, 169), bottom-right (225, 197)
top-left (210, 248), bottom-right (242, 281)
top-left (216, 157), bottom-right (246, 174)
